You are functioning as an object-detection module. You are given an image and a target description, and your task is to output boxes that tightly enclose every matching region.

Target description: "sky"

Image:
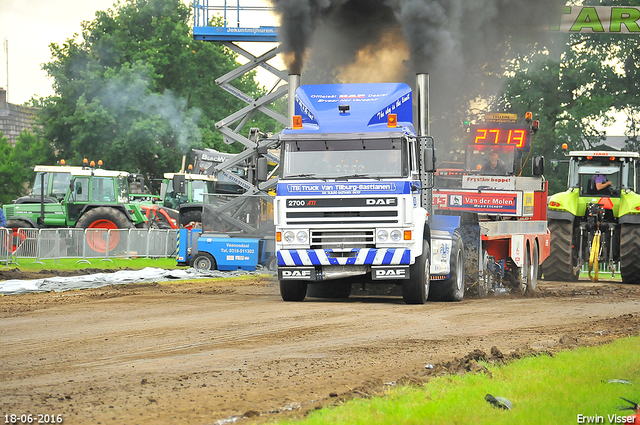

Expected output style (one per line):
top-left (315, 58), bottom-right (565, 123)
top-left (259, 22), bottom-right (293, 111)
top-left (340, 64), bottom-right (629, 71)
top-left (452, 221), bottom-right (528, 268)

top-left (0, 0), bottom-right (625, 136)
top-left (0, 0), bottom-right (280, 105)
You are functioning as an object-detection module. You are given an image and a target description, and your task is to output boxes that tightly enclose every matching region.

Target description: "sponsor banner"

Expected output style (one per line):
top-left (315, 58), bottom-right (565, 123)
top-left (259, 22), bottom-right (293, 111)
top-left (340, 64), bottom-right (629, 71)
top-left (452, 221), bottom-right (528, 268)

top-left (553, 6), bottom-right (640, 33)
top-left (462, 175), bottom-right (516, 190)
top-left (433, 193), bottom-right (448, 208)
top-left (277, 181), bottom-right (412, 196)
top-left (435, 191), bottom-right (519, 215)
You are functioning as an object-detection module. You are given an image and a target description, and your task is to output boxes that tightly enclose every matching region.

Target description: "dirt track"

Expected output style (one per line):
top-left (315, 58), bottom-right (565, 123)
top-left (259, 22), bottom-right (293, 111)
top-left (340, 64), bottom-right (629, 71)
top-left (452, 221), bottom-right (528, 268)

top-left (1, 271), bottom-right (640, 425)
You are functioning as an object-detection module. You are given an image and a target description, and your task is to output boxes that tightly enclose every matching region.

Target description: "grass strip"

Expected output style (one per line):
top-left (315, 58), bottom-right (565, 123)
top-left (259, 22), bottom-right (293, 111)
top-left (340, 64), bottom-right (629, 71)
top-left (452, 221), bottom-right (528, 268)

top-left (284, 335), bottom-right (640, 425)
top-left (5, 257), bottom-right (181, 271)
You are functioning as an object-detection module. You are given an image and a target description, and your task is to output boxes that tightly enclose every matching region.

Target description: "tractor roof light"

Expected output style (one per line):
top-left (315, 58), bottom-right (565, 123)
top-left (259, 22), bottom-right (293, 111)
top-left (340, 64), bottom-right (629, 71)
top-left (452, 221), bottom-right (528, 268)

top-left (525, 111), bottom-right (533, 122)
top-left (60, 159), bottom-right (66, 165)
top-left (83, 158), bottom-right (88, 165)
top-left (90, 160), bottom-right (95, 167)
top-left (98, 160), bottom-right (103, 167)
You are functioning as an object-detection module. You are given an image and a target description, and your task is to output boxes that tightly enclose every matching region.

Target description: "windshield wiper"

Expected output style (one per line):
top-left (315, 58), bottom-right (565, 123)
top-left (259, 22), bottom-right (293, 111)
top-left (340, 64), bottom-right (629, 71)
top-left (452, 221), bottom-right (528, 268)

top-left (334, 174), bottom-right (369, 181)
top-left (287, 173), bottom-right (317, 178)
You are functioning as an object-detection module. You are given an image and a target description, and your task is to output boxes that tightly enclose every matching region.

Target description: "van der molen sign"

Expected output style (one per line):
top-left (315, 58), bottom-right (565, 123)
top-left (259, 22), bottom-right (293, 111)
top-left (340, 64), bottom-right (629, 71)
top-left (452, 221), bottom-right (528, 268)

top-left (554, 6), bottom-right (640, 33)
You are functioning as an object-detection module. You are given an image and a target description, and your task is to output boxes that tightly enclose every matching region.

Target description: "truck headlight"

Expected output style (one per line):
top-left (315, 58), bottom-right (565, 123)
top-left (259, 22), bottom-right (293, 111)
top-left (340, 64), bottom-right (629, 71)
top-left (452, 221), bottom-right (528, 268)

top-left (390, 230), bottom-right (402, 242)
top-left (284, 231), bottom-right (295, 243)
top-left (296, 231), bottom-right (308, 243)
top-left (377, 230), bottom-right (389, 242)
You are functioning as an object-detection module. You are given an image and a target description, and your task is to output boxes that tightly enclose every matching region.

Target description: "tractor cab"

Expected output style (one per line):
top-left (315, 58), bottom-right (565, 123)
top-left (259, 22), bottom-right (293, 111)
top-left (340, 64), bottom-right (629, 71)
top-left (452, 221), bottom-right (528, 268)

top-left (567, 152), bottom-right (637, 198)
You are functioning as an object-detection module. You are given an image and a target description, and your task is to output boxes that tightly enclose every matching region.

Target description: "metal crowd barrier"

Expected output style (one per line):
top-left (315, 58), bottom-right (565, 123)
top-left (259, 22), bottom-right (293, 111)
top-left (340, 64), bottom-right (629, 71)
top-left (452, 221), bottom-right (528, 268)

top-left (7, 228), bottom-right (177, 265)
top-left (1, 228), bottom-right (11, 267)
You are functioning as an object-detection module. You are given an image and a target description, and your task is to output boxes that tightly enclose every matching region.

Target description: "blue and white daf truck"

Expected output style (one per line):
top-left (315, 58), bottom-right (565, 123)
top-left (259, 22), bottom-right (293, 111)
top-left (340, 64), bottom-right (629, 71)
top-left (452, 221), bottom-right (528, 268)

top-left (275, 74), bottom-right (466, 304)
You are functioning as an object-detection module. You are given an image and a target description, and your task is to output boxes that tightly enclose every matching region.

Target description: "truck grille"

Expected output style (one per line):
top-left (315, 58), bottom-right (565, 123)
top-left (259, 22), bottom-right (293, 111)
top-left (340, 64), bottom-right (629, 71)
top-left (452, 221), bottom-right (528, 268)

top-left (286, 210), bottom-right (397, 225)
top-left (310, 230), bottom-right (375, 249)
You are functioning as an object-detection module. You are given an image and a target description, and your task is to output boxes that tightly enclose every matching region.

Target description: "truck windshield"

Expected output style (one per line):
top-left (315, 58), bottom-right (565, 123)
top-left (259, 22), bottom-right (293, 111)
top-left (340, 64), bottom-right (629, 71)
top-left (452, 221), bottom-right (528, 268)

top-left (465, 145), bottom-right (515, 175)
top-left (282, 138), bottom-right (406, 179)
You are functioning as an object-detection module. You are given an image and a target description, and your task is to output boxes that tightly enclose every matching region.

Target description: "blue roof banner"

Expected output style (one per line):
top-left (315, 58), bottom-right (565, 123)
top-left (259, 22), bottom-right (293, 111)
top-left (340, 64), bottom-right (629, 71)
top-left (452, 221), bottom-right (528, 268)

top-left (289, 83), bottom-right (415, 134)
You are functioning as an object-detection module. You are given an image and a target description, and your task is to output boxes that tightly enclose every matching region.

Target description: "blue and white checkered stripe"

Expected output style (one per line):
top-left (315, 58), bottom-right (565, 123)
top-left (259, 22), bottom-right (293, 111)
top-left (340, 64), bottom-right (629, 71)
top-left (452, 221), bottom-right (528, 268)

top-left (277, 248), bottom-right (411, 266)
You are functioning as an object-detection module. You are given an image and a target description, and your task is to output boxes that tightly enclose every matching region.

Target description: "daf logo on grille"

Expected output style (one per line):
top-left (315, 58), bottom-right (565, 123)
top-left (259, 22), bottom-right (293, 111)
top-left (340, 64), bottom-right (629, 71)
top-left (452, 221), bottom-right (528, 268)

top-left (366, 198), bottom-right (396, 205)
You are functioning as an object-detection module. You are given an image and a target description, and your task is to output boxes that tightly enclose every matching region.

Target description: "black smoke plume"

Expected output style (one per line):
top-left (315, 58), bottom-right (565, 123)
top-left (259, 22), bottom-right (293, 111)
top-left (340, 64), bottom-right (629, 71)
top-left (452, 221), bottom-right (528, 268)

top-left (270, 0), bottom-right (563, 146)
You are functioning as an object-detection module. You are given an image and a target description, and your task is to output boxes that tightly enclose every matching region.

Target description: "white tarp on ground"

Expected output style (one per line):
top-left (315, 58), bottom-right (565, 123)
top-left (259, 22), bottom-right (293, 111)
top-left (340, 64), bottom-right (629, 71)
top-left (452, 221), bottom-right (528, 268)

top-left (0, 267), bottom-right (268, 295)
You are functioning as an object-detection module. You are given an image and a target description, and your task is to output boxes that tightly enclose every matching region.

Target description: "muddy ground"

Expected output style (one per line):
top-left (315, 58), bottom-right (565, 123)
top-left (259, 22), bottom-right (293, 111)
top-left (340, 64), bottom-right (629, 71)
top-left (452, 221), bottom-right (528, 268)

top-left (1, 268), bottom-right (640, 425)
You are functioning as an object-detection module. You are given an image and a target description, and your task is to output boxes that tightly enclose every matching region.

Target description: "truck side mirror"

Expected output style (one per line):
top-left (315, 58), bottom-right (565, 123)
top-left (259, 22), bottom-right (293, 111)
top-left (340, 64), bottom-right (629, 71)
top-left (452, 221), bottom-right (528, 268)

top-left (257, 157), bottom-right (268, 182)
top-left (532, 156), bottom-right (544, 176)
top-left (173, 174), bottom-right (186, 194)
top-left (423, 145), bottom-right (436, 173)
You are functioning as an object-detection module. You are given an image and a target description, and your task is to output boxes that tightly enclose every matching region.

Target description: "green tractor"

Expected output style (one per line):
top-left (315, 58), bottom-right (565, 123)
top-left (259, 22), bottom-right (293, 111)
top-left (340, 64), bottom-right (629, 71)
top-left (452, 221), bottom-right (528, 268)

top-left (4, 164), bottom-right (148, 253)
top-left (159, 170), bottom-right (245, 229)
top-left (543, 150), bottom-right (640, 283)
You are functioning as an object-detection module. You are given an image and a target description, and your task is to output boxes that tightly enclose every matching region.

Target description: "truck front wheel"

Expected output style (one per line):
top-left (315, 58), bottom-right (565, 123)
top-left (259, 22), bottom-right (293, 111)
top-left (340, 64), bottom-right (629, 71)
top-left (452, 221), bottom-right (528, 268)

top-left (280, 280), bottom-right (308, 302)
top-left (402, 239), bottom-right (430, 304)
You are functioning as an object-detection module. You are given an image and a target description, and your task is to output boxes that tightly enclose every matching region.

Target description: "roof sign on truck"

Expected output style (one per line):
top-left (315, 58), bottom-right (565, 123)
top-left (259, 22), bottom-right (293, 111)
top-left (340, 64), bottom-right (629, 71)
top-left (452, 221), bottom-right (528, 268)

top-left (290, 83), bottom-right (415, 134)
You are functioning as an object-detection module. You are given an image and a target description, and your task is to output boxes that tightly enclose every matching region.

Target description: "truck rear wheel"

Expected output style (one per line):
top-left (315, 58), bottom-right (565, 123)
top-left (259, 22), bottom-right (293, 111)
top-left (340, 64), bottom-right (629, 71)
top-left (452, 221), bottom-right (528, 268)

top-left (527, 242), bottom-right (539, 293)
top-left (478, 251), bottom-right (492, 297)
top-left (402, 240), bottom-right (430, 304)
top-left (75, 207), bottom-right (132, 253)
top-left (620, 223), bottom-right (640, 284)
top-left (515, 244), bottom-right (532, 294)
top-left (280, 280), bottom-right (308, 302)
top-left (543, 219), bottom-right (579, 281)
top-left (429, 230), bottom-right (464, 301)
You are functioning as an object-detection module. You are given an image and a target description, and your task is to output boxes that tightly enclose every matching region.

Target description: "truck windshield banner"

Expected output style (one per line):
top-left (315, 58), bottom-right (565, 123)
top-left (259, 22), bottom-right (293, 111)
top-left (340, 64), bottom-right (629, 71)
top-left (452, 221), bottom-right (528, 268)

top-left (553, 6), bottom-right (640, 33)
top-left (277, 181), bottom-right (411, 196)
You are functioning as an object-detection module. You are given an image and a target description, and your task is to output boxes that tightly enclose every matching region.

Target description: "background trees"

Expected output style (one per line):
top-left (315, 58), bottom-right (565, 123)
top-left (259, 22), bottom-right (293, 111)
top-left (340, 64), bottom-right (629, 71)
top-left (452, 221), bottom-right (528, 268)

top-left (0, 131), bottom-right (56, 205)
top-left (37, 0), bottom-right (279, 184)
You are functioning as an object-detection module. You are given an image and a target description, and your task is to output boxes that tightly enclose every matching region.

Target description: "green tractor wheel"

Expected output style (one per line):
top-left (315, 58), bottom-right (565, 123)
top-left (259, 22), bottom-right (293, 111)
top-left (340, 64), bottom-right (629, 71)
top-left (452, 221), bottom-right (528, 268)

top-left (620, 223), bottom-right (640, 284)
top-left (76, 207), bottom-right (133, 253)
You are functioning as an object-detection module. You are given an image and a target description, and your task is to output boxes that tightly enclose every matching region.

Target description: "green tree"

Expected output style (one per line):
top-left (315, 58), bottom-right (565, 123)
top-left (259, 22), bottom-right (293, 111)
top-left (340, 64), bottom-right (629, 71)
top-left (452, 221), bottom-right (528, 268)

top-left (0, 131), bottom-right (56, 205)
top-left (40, 0), bottom-right (278, 182)
top-left (490, 0), bottom-right (640, 193)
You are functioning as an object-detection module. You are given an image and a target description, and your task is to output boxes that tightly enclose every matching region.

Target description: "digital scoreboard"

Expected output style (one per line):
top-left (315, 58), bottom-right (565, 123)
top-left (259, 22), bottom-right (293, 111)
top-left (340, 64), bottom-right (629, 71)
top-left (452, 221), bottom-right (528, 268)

top-left (470, 125), bottom-right (531, 150)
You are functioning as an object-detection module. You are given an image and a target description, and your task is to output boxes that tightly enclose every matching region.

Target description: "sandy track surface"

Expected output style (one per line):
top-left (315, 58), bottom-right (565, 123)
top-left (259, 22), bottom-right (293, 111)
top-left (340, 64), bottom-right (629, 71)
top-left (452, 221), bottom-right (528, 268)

top-left (1, 273), bottom-right (640, 424)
